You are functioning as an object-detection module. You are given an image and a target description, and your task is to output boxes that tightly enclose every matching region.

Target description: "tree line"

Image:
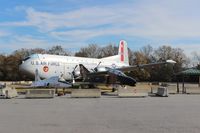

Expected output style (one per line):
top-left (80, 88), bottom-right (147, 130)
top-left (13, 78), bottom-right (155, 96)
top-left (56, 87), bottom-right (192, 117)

top-left (0, 44), bottom-right (198, 82)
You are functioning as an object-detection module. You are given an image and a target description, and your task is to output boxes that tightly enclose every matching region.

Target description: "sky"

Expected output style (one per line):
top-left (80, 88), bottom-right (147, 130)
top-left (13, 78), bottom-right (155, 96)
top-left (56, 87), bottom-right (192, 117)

top-left (0, 0), bottom-right (200, 58)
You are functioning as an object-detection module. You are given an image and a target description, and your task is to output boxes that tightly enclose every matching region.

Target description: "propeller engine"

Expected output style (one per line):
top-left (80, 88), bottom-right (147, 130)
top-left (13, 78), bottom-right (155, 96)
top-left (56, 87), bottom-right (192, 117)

top-left (93, 62), bottom-right (107, 72)
top-left (71, 65), bottom-right (79, 78)
top-left (73, 70), bottom-right (80, 78)
top-left (95, 67), bottom-right (107, 72)
top-left (69, 65), bottom-right (80, 83)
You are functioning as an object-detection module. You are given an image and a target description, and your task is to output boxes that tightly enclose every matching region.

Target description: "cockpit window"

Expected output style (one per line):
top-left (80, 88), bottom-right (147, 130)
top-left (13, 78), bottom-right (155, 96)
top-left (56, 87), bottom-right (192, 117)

top-left (23, 57), bottom-right (30, 61)
top-left (23, 54), bottom-right (39, 61)
top-left (30, 54), bottom-right (39, 59)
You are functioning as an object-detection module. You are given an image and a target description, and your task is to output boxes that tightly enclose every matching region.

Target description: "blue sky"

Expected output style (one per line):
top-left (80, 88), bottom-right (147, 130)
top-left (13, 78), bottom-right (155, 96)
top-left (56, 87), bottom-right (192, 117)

top-left (0, 0), bottom-right (200, 57)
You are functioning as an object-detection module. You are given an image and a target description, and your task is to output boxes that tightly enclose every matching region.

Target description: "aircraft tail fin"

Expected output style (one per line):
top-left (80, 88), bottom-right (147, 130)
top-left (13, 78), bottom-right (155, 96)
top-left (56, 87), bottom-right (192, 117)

top-left (79, 64), bottom-right (90, 79)
top-left (35, 69), bottom-right (41, 81)
top-left (101, 40), bottom-right (129, 66)
top-left (118, 40), bottom-right (129, 65)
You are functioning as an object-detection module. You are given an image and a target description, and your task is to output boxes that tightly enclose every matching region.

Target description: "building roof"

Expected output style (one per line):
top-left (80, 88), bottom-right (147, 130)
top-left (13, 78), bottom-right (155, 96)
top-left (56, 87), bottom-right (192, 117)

top-left (177, 68), bottom-right (200, 76)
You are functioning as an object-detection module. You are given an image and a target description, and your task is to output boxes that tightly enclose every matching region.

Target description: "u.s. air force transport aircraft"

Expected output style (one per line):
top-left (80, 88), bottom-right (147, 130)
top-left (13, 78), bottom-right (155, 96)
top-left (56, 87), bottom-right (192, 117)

top-left (19, 40), bottom-right (176, 80)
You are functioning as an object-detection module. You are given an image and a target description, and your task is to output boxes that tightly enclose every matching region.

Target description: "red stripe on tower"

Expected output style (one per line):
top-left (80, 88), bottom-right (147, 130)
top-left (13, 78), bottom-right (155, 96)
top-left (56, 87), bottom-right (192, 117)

top-left (120, 41), bottom-right (124, 62)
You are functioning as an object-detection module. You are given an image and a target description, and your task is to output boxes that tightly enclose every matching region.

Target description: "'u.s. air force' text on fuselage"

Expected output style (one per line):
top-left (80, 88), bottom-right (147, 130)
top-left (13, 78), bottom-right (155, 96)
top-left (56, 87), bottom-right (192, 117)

top-left (31, 61), bottom-right (60, 66)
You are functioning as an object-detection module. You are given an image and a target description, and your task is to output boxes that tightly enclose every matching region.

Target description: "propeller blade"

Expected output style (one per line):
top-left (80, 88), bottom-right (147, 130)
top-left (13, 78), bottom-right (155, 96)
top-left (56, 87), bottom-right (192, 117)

top-left (73, 65), bottom-right (78, 71)
top-left (72, 65), bottom-right (78, 76)
top-left (94, 61), bottom-right (101, 72)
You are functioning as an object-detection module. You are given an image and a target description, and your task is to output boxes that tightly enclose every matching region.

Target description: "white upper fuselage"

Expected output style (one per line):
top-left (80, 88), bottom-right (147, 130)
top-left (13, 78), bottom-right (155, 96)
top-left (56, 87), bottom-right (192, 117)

top-left (19, 54), bottom-right (129, 80)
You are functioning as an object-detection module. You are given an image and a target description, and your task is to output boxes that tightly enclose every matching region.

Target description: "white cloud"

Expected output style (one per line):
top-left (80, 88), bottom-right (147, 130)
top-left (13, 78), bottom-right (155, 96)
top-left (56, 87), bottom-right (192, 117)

top-left (0, 7), bottom-right (121, 31)
top-left (0, 31), bottom-right (11, 37)
top-left (0, 35), bottom-right (51, 51)
top-left (1, 0), bottom-right (200, 40)
top-left (1, 1), bottom-right (200, 37)
top-left (0, 35), bottom-right (88, 53)
top-left (50, 27), bottom-right (124, 42)
top-left (1, 0), bottom-right (200, 55)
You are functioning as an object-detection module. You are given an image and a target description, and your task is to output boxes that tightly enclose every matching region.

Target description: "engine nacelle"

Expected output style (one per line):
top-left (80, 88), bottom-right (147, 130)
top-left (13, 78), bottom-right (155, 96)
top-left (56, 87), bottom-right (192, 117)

top-left (73, 70), bottom-right (80, 77)
top-left (95, 67), bottom-right (107, 72)
top-left (72, 70), bottom-right (81, 78)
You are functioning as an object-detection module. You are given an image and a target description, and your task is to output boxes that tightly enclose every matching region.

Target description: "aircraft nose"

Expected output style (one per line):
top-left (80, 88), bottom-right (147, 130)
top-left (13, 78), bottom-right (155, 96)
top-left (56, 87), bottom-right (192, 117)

top-left (19, 63), bottom-right (25, 73)
top-left (128, 77), bottom-right (137, 86)
top-left (19, 62), bottom-right (35, 79)
top-left (19, 61), bottom-right (30, 74)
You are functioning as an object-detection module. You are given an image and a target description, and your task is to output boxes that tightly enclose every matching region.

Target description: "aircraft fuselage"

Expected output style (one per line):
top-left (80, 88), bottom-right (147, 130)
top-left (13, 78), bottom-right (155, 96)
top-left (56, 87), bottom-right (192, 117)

top-left (19, 54), bottom-right (128, 80)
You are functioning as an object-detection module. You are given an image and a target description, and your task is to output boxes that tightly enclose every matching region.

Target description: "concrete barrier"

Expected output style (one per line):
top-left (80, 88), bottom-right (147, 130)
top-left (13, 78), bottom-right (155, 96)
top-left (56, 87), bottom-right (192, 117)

top-left (185, 87), bottom-right (200, 94)
top-left (0, 87), bottom-right (18, 99)
top-left (118, 86), bottom-right (148, 98)
top-left (71, 89), bottom-right (101, 98)
top-left (151, 85), bottom-right (177, 94)
top-left (25, 89), bottom-right (55, 98)
top-left (167, 85), bottom-right (177, 94)
top-left (135, 83), bottom-right (151, 92)
top-left (156, 87), bottom-right (169, 97)
top-left (150, 85), bottom-right (159, 94)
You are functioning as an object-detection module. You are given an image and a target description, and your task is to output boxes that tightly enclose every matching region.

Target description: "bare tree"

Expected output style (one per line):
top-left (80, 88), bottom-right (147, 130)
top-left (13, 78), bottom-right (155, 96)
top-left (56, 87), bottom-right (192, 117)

top-left (128, 51), bottom-right (151, 80)
top-left (192, 52), bottom-right (200, 65)
top-left (75, 44), bottom-right (101, 58)
top-left (100, 44), bottom-right (118, 57)
top-left (13, 48), bottom-right (46, 59)
top-left (154, 45), bottom-right (173, 61)
top-left (47, 45), bottom-right (70, 55)
top-left (140, 45), bottom-right (153, 58)
top-left (0, 54), bottom-right (6, 80)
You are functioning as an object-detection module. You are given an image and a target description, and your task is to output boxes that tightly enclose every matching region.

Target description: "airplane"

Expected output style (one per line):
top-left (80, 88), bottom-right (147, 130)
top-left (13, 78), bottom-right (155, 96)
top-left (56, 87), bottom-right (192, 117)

top-left (19, 40), bottom-right (176, 81)
top-left (30, 69), bottom-right (72, 88)
top-left (79, 64), bottom-right (137, 87)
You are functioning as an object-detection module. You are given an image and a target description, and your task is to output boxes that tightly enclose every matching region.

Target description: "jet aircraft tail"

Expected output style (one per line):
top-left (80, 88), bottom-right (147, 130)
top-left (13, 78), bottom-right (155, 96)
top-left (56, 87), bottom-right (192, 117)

top-left (101, 40), bottom-right (129, 66)
top-left (79, 64), bottom-right (90, 79)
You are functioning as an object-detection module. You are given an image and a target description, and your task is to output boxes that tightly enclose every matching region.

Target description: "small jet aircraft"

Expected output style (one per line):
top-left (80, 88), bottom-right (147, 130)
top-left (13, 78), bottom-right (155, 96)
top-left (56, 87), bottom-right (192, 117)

top-left (31, 69), bottom-right (72, 88)
top-left (79, 64), bottom-right (137, 87)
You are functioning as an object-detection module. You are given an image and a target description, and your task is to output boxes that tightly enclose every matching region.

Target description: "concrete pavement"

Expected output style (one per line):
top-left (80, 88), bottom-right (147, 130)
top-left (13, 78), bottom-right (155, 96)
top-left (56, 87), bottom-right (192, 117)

top-left (0, 95), bottom-right (200, 133)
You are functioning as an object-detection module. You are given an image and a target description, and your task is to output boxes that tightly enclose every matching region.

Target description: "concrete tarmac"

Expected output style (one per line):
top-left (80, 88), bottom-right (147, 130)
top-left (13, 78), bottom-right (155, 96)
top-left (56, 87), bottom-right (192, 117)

top-left (0, 94), bottom-right (200, 133)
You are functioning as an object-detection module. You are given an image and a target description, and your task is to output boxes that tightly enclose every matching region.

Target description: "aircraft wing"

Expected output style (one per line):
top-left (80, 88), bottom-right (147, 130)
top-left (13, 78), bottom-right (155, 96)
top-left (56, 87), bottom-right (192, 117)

top-left (86, 71), bottom-right (109, 76)
top-left (117, 59), bottom-right (176, 72)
